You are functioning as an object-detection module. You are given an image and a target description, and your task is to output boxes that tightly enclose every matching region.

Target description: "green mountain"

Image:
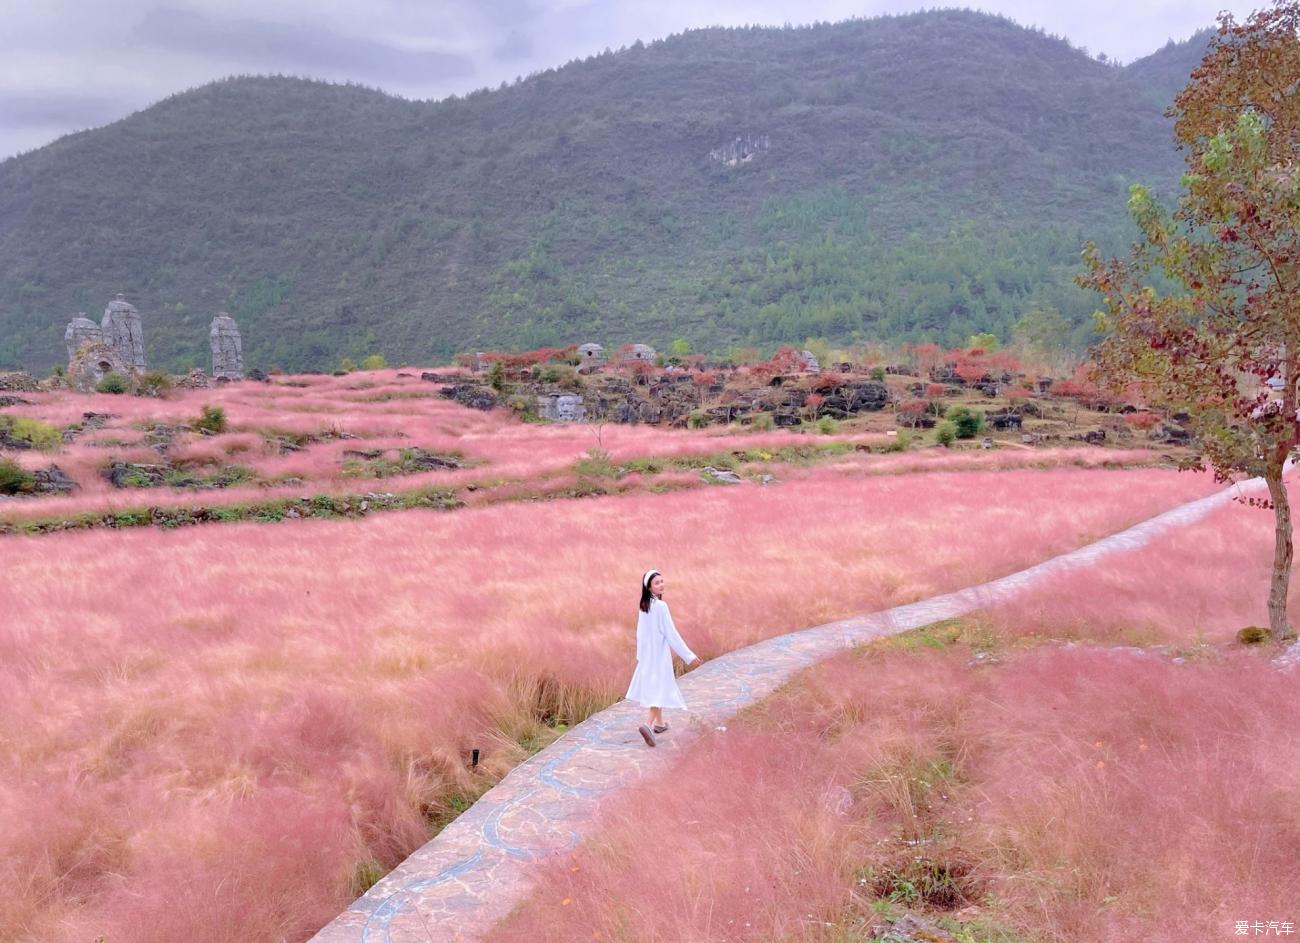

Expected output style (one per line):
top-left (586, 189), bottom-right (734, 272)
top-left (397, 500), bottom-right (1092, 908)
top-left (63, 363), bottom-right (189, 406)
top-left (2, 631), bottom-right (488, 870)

top-left (0, 10), bottom-right (1208, 372)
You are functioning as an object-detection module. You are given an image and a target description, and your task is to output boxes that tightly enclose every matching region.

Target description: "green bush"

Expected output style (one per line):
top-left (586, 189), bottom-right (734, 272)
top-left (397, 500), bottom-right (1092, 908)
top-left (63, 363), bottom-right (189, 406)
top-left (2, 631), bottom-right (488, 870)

top-left (751, 412), bottom-right (774, 431)
top-left (688, 409), bottom-right (709, 429)
top-left (360, 354), bottom-right (387, 370)
top-left (870, 366), bottom-right (887, 381)
top-left (195, 404), bottom-right (228, 435)
top-left (935, 420), bottom-right (957, 447)
top-left (135, 370), bottom-right (175, 397)
top-left (487, 360), bottom-right (507, 392)
top-left (0, 416), bottom-right (63, 451)
top-left (575, 447), bottom-right (620, 479)
top-left (816, 416), bottom-right (839, 435)
top-left (0, 458), bottom-right (35, 494)
top-left (884, 429), bottom-right (913, 452)
top-left (96, 372), bottom-right (129, 394)
top-left (339, 357), bottom-right (358, 373)
top-left (946, 405), bottom-right (984, 438)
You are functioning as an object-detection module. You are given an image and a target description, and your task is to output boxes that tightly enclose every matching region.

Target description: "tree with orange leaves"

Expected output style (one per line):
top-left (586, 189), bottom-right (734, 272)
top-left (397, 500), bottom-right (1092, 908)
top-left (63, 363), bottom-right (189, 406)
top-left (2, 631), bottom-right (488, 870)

top-left (1080, 2), bottom-right (1300, 640)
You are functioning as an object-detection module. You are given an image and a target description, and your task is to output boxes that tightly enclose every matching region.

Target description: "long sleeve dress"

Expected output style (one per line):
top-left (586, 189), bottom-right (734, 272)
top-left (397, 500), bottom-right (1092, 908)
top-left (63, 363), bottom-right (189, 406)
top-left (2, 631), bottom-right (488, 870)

top-left (625, 597), bottom-right (697, 709)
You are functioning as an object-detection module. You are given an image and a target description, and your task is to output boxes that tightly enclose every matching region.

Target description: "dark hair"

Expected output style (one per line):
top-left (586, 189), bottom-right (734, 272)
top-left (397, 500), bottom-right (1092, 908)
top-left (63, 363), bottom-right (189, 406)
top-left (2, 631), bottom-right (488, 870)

top-left (639, 571), bottom-right (661, 613)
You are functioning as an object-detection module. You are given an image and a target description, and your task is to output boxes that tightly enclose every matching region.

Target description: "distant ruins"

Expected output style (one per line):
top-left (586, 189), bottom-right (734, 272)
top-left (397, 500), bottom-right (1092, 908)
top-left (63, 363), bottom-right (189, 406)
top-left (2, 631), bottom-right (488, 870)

top-left (209, 314), bottom-right (244, 380)
top-left (63, 295), bottom-right (243, 390)
top-left (101, 294), bottom-right (146, 371)
top-left (708, 133), bottom-right (771, 167)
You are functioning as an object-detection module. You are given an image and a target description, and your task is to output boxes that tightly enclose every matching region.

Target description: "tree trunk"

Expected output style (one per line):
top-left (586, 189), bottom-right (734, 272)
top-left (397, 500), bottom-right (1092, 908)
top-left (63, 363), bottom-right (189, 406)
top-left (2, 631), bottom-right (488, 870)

top-left (1267, 465), bottom-right (1296, 641)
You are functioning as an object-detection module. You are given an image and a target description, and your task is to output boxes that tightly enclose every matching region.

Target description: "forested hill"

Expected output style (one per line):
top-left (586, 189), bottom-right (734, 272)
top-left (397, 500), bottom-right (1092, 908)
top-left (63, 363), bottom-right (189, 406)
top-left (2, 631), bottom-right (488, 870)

top-left (0, 10), bottom-right (1208, 372)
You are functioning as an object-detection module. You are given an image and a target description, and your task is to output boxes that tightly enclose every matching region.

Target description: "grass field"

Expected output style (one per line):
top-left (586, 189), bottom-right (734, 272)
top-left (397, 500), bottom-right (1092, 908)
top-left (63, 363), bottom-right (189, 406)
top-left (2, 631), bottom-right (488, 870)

top-left (0, 426), bottom-right (1223, 942)
top-left (489, 483), bottom-right (1300, 943)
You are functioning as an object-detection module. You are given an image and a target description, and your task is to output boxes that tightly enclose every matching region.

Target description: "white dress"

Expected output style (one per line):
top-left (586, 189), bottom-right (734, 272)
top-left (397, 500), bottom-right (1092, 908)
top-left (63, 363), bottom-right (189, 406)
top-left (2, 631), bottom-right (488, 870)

top-left (625, 597), bottom-right (697, 709)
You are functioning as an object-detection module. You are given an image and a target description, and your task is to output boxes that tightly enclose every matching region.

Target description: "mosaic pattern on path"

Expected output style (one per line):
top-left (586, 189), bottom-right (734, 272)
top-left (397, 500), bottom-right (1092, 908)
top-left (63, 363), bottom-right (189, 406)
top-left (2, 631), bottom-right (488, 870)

top-left (310, 474), bottom-right (1279, 943)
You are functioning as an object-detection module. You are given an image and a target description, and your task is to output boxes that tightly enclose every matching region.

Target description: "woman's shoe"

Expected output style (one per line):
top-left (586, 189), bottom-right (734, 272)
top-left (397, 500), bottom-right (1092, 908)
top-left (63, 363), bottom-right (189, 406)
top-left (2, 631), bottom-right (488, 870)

top-left (652, 724), bottom-right (669, 734)
top-left (638, 725), bottom-right (657, 747)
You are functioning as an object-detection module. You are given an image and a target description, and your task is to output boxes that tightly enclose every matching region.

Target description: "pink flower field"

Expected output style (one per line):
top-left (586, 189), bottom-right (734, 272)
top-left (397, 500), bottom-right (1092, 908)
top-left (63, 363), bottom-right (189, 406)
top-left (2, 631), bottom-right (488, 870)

top-left (0, 370), bottom-right (1171, 526)
top-left (489, 482), bottom-right (1300, 943)
top-left (0, 458), bottom-right (1223, 943)
top-left (490, 645), bottom-right (1299, 943)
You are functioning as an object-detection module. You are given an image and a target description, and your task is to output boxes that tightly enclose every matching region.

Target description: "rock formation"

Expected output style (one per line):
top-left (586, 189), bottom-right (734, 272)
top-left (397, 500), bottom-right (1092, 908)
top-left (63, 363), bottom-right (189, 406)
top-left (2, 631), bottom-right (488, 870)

top-left (68, 341), bottom-right (129, 393)
top-left (64, 316), bottom-right (103, 363)
top-left (209, 314), bottom-right (243, 380)
top-left (101, 294), bottom-right (145, 371)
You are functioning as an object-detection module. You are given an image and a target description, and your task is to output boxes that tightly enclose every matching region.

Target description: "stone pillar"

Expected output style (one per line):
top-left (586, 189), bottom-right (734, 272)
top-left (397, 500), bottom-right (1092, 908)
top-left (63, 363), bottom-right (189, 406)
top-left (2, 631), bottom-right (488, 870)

top-left (101, 293), bottom-right (146, 371)
top-left (64, 315), bottom-right (103, 363)
top-left (209, 313), bottom-right (244, 380)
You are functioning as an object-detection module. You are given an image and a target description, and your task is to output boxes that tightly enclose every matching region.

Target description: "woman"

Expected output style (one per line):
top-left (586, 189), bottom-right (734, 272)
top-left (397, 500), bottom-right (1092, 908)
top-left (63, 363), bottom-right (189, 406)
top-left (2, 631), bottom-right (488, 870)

top-left (626, 569), bottom-right (699, 747)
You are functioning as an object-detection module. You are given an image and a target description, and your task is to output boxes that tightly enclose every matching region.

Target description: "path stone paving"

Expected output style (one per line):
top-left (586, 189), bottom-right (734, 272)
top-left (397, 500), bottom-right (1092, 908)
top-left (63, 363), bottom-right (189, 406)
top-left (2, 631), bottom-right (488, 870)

top-left (309, 474), bottom-right (1274, 943)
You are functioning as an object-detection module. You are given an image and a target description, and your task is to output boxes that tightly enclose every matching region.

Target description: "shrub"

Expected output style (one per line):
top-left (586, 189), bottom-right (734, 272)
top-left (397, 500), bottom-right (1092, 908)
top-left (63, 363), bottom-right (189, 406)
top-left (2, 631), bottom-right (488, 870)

top-left (96, 372), bottom-right (129, 394)
top-left (0, 457), bottom-right (35, 494)
top-left (870, 366), bottom-right (887, 381)
top-left (575, 447), bottom-right (619, 479)
top-left (135, 370), bottom-right (175, 398)
top-left (884, 429), bottom-right (913, 452)
top-left (0, 416), bottom-right (63, 451)
top-left (935, 420), bottom-right (957, 446)
top-left (1237, 626), bottom-right (1270, 645)
top-left (688, 410), bottom-right (709, 429)
top-left (816, 416), bottom-right (839, 435)
top-left (195, 405), bottom-right (228, 435)
top-left (360, 354), bottom-right (387, 370)
top-left (339, 357), bottom-right (358, 373)
top-left (946, 405), bottom-right (984, 438)
top-left (487, 360), bottom-right (507, 392)
top-left (751, 412), bottom-right (774, 431)
top-left (1125, 411), bottom-right (1159, 432)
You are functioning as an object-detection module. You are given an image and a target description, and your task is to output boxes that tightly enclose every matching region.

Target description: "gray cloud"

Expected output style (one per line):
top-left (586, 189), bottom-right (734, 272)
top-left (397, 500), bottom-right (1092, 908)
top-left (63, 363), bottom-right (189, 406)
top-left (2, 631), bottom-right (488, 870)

top-left (0, 90), bottom-right (127, 128)
top-left (0, 0), bottom-right (1265, 161)
top-left (129, 6), bottom-right (475, 84)
top-left (492, 28), bottom-right (535, 62)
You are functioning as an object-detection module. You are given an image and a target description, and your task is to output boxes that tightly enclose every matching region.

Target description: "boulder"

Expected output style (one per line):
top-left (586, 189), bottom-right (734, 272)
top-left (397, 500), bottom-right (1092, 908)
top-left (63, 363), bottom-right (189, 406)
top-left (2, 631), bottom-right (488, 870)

top-left (32, 465), bottom-right (76, 494)
top-left (986, 408), bottom-right (1023, 430)
top-left (175, 369), bottom-right (212, 390)
top-left (420, 372), bottom-right (464, 384)
top-left (819, 381), bottom-right (889, 416)
top-left (438, 384), bottom-right (498, 411)
top-left (0, 372), bottom-right (42, 393)
top-left (701, 466), bottom-right (744, 484)
top-left (1149, 421), bottom-right (1193, 444)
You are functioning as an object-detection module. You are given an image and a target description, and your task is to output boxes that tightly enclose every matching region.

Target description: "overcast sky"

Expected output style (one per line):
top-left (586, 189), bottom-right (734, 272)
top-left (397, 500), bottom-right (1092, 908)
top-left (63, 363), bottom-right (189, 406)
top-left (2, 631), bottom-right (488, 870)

top-left (0, 0), bottom-right (1262, 161)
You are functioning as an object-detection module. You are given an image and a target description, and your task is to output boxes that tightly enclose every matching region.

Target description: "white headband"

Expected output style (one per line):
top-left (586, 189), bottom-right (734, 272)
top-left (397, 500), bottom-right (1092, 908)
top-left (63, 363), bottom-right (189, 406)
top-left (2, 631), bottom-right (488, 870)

top-left (642, 569), bottom-right (660, 589)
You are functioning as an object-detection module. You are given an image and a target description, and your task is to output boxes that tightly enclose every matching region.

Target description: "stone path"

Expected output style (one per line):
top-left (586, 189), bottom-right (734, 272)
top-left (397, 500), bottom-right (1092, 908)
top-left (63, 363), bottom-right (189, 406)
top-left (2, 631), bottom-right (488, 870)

top-left (309, 474), bottom-right (1274, 943)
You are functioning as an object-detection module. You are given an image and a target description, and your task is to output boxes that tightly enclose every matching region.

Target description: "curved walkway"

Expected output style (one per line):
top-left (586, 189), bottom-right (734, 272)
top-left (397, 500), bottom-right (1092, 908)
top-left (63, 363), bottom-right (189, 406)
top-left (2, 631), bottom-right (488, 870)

top-left (310, 473), bottom-right (1276, 943)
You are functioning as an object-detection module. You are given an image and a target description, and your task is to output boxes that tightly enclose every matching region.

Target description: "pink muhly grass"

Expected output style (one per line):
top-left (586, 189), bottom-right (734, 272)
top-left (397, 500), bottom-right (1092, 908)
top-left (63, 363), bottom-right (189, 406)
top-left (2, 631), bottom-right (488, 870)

top-left (0, 465), bottom-right (1225, 941)
top-left (986, 478), bottom-right (1300, 645)
top-left (492, 645), bottom-right (1300, 943)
